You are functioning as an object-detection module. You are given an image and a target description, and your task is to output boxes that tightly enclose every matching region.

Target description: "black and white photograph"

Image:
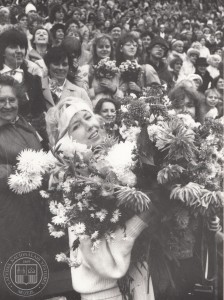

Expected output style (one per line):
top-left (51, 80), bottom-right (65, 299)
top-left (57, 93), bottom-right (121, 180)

top-left (0, 0), bottom-right (223, 299)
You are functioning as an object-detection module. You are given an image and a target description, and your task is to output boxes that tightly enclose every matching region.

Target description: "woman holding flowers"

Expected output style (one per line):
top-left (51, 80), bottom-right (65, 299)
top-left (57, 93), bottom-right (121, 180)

top-left (45, 96), bottom-right (155, 300)
top-left (94, 97), bottom-right (121, 139)
top-left (116, 33), bottom-right (160, 96)
top-left (84, 34), bottom-right (123, 107)
top-left (0, 75), bottom-right (45, 297)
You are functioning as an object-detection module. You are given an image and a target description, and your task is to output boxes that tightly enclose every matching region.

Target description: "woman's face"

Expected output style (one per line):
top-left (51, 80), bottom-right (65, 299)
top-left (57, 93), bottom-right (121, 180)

top-left (142, 35), bottom-right (151, 49)
top-left (34, 29), bottom-right (49, 44)
top-left (55, 10), bottom-right (64, 21)
top-left (49, 57), bottom-right (69, 83)
top-left (4, 44), bottom-right (26, 68)
top-left (189, 54), bottom-right (198, 64)
top-left (174, 43), bottom-right (183, 53)
top-left (19, 16), bottom-right (28, 28)
top-left (55, 29), bottom-right (64, 41)
top-left (211, 57), bottom-right (220, 68)
top-left (96, 38), bottom-right (111, 59)
top-left (173, 61), bottom-right (182, 72)
top-left (206, 92), bottom-right (219, 107)
top-left (0, 85), bottom-right (19, 125)
top-left (200, 37), bottom-right (206, 46)
top-left (68, 110), bottom-right (103, 147)
top-left (121, 40), bottom-right (138, 59)
top-left (217, 78), bottom-right (224, 90)
top-left (99, 102), bottom-right (116, 123)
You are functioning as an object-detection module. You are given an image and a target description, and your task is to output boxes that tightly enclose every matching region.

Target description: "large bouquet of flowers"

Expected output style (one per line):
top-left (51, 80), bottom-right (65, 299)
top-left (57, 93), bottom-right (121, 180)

top-left (117, 86), bottom-right (224, 296)
top-left (93, 57), bottom-right (119, 79)
top-left (119, 60), bottom-right (142, 83)
top-left (8, 135), bottom-right (152, 266)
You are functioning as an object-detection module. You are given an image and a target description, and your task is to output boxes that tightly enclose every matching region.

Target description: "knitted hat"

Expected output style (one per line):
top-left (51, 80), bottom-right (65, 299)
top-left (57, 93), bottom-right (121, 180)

top-left (25, 3), bottom-right (37, 14)
top-left (57, 97), bottom-right (93, 139)
top-left (171, 40), bottom-right (184, 49)
top-left (148, 36), bottom-right (169, 56)
top-left (196, 57), bottom-right (208, 66)
top-left (187, 48), bottom-right (200, 57)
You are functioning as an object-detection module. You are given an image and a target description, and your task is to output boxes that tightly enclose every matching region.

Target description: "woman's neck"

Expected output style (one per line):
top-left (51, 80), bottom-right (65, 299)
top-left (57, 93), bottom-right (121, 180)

top-left (35, 44), bottom-right (48, 57)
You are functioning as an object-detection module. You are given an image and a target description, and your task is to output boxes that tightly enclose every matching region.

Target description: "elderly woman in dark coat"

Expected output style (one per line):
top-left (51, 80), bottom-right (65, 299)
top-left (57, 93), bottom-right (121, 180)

top-left (0, 75), bottom-right (46, 298)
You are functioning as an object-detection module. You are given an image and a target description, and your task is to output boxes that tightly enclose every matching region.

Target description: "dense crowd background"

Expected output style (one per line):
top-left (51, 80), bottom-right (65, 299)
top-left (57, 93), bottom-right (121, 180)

top-left (0, 0), bottom-right (223, 300)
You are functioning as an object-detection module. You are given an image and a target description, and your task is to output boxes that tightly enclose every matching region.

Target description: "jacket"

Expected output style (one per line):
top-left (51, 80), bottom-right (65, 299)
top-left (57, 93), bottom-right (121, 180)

top-left (42, 78), bottom-right (93, 110)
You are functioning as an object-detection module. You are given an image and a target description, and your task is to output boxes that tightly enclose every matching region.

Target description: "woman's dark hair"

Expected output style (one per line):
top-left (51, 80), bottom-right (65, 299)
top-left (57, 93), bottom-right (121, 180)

top-left (140, 31), bottom-right (154, 40)
top-left (92, 34), bottom-right (114, 65)
top-left (17, 13), bottom-right (27, 21)
top-left (211, 75), bottom-right (224, 90)
top-left (64, 18), bottom-right (80, 34)
top-left (169, 57), bottom-right (183, 69)
top-left (49, 4), bottom-right (65, 23)
top-left (44, 45), bottom-right (72, 68)
top-left (0, 29), bottom-right (28, 70)
top-left (50, 23), bottom-right (65, 39)
top-left (31, 26), bottom-right (50, 49)
top-left (94, 98), bottom-right (120, 115)
top-left (168, 85), bottom-right (206, 123)
top-left (0, 74), bottom-right (25, 105)
top-left (116, 33), bottom-right (140, 66)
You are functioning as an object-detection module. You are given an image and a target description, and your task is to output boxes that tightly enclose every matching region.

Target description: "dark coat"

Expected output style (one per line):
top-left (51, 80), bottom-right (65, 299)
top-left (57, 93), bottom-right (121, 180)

top-left (147, 59), bottom-right (174, 90)
top-left (195, 70), bottom-right (213, 93)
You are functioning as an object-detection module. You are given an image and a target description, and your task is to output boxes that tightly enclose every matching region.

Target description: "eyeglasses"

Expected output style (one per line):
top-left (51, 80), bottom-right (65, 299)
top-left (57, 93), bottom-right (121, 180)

top-left (0, 97), bottom-right (17, 107)
top-left (124, 42), bottom-right (138, 47)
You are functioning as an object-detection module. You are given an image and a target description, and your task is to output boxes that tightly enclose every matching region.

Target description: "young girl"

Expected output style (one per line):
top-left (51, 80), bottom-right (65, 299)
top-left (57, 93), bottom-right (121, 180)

top-left (204, 88), bottom-right (221, 119)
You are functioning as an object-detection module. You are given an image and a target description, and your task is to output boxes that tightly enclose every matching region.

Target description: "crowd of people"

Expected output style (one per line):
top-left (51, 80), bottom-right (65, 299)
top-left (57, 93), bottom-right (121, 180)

top-left (0, 0), bottom-right (223, 300)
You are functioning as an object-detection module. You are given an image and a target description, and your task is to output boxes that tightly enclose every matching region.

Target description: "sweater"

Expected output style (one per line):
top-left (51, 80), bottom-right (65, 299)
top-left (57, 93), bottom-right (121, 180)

top-left (69, 215), bottom-right (148, 299)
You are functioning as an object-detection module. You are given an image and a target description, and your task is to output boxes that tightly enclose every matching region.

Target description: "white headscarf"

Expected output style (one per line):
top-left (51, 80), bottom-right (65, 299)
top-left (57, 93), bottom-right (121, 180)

top-left (46, 97), bottom-right (93, 145)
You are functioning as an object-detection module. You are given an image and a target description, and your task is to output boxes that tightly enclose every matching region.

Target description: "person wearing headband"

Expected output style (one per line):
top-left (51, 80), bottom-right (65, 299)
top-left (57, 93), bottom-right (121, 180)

top-left (45, 96), bottom-right (155, 300)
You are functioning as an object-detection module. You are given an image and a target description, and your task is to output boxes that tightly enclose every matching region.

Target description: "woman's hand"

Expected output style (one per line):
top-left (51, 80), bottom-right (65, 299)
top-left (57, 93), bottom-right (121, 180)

top-left (100, 78), bottom-right (117, 93)
top-left (207, 216), bottom-right (222, 232)
top-left (129, 82), bottom-right (141, 92)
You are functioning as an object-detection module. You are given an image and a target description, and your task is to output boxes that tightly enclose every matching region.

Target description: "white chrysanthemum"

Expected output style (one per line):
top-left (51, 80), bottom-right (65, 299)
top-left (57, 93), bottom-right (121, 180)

top-left (120, 105), bottom-right (129, 113)
top-left (95, 209), bottom-right (108, 222)
top-left (91, 231), bottom-right (99, 240)
top-left (177, 114), bottom-right (200, 129)
top-left (16, 149), bottom-right (48, 174)
top-left (40, 190), bottom-right (50, 198)
top-left (50, 229), bottom-right (65, 238)
top-left (91, 240), bottom-right (101, 252)
top-left (147, 124), bottom-right (160, 141)
top-left (105, 141), bottom-right (136, 185)
top-left (110, 209), bottom-right (121, 223)
top-left (72, 222), bottom-right (86, 234)
top-left (120, 125), bottom-right (141, 142)
top-left (8, 172), bottom-right (42, 194)
top-left (52, 215), bottom-right (68, 226)
top-left (55, 253), bottom-right (68, 262)
top-left (57, 135), bottom-right (89, 158)
top-left (167, 109), bottom-right (176, 116)
top-left (119, 170), bottom-right (137, 187)
top-left (77, 202), bottom-right (83, 211)
top-left (49, 201), bottom-right (58, 215)
top-left (62, 178), bottom-right (74, 193)
top-left (130, 93), bottom-right (137, 99)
